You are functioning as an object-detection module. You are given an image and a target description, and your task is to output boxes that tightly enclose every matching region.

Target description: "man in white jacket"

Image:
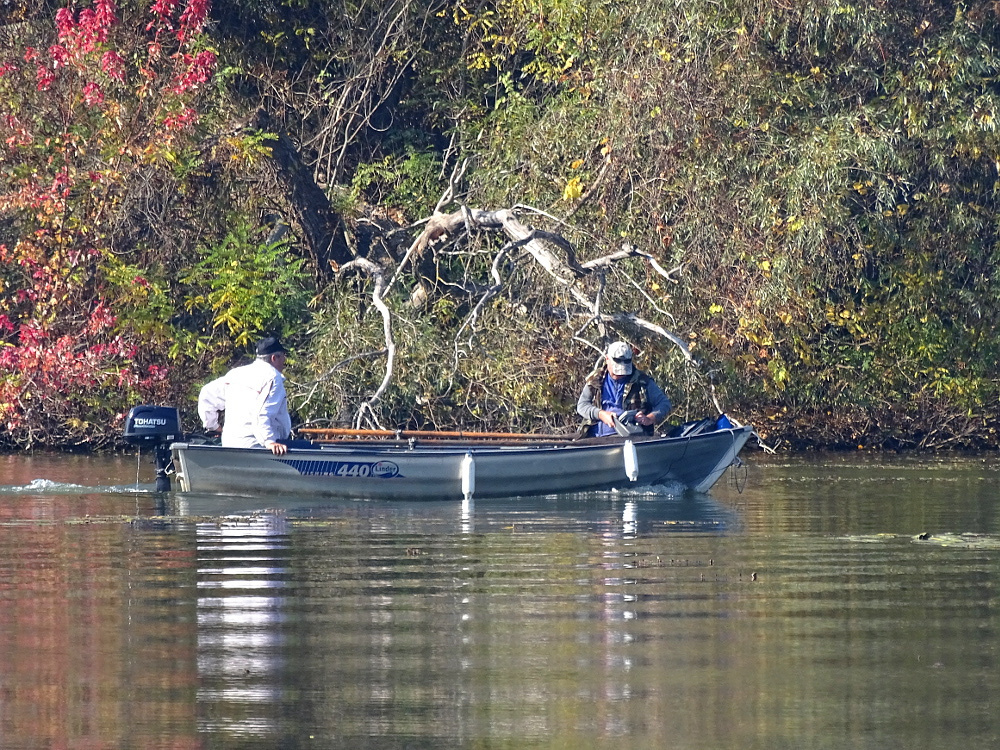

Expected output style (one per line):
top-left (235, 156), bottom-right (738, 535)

top-left (197, 374), bottom-right (228, 435)
top-left (220, 337), bottom-right (293, 455)
top-left (197, 355), bottom-right (253, 434)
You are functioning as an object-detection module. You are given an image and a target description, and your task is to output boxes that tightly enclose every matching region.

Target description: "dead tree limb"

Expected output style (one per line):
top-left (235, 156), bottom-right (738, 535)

top-left (453, 240), bottom-right (517, 359)
top-left (581, 243), bottom-right (683, 282)
top-left (604, 313), bottom-right (695, 362)
top-left (392, 206), bottom-right (692, 358)
top-left (338, 257), bottom-right (395, 429)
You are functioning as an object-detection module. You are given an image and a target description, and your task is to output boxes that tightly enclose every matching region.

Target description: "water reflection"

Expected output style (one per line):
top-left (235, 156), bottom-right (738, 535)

top-left (0, 489), bottom-right (199, 748)
top-left (622, 500), bottom-right (637, 537)
top-left (2, 453), bottom-right (1000, 748)
top-left (196, 515), bottom-right (289, 737)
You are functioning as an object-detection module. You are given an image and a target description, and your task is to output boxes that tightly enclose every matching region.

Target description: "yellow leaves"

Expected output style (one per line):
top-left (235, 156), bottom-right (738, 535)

top-left (556, 55), bottom-right (577, 75)
top-left (709, 303), bottom-right (724, 314)
top-left (467, 52), bottom-right (498, 71)
top-left (772, 215), bottom-right (804, 236)
top-left (825, 304), bottom-right (849, 322)
top-left (777, 310), bottom-right (792, 325)
top-left (570, 158), bottom-right (584, 169)
top-left (214, 309), bottom-right (241, 336)
top-left (184, 293), bottom-right (207, 312)
top-left (686, 331), bottom-right (699, 352)
top-left (562, 176), bottom-right (583, 202)
top-left (222, 134), bottom-right (275, 167)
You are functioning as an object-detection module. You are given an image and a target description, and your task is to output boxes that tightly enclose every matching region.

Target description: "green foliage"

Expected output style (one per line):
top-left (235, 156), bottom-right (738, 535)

top-left (349, 148), bottom-right (445, 219)
top-left (101, 257), bottom-right (175, 344)
top-left (300, 282), bottom-right (584, 434)
top-left (437, 0), bottom-right (1000, 447)
top-left (181, 221), bottom-right (311, 349)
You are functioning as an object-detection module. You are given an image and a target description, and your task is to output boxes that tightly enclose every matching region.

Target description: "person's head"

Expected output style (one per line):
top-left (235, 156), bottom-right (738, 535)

top-left (256, 336), bottom-right (289, 371)
top-left (605, 341), bottom-right (633, 378)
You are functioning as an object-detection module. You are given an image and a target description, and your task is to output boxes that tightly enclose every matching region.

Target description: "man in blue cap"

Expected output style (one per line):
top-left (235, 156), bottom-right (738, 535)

top-left (220, 336), bottom-right (293, 455)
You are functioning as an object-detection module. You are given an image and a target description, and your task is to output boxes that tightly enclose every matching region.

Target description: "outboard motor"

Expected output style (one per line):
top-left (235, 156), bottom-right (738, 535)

top-left (123, 405), bottom-right (182, 492)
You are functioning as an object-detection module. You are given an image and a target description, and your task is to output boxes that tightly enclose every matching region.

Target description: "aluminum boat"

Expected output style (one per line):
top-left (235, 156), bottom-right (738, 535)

top-left (123, 404), bottom-right (752, 500)
top-left (169, 427), bottom-right (752, 500)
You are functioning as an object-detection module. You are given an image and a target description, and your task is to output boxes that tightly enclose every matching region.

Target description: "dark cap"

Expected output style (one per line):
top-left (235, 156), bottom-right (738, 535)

top-left (256, 336), bottom-right (288, 356)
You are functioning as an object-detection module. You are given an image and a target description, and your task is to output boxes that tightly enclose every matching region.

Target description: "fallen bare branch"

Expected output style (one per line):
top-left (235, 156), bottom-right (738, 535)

top-left (338, 257), bottom-right (395, 428)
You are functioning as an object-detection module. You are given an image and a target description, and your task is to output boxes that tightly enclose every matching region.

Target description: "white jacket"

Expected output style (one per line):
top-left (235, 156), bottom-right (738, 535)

top-left (220, 359), bottom-right (292, 449)
top-left (197, 375), bottom-right (228, 431)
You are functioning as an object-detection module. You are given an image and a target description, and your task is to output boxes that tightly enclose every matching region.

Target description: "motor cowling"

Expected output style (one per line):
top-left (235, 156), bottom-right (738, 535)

top-left (124, 405), bottom-right (181, 493)
top-left (123, 405), bottom-right (182, 446)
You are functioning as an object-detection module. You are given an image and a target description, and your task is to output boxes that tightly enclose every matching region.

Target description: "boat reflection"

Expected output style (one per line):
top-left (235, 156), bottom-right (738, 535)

top-left (195, 515), bottom-right (289, 738)
top-left (165, 485), bottom-right (738, 538)
top-left (461, 495), bottom-right (474, 534)
top-left (623, 500), bottom-right (637, 537)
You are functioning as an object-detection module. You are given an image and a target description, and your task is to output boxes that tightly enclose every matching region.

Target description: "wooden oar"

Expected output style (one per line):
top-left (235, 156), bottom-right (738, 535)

top-left (297, 426), bottom-right (575, 442)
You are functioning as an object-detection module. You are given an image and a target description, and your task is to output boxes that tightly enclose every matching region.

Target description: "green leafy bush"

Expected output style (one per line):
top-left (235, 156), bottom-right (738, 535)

top-left (181, 220), bottom-right (311, 349)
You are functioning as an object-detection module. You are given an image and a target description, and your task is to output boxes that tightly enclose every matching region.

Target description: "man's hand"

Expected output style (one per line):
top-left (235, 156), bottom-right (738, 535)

top-left (265, 441), bottom-right (288, 455)
top-left (635, 412), bottom-right (657, 427)
top-left (598, 410), bottom-right (617, 428)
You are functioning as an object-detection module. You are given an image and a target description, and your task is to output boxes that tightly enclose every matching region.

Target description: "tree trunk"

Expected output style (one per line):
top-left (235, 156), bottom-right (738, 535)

top-left (251, 109), bottom-right (354, 276)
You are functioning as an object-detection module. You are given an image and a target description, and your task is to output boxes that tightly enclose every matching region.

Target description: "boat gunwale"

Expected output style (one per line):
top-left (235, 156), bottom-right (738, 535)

top-left (170, 425), bottom-right (753, 457)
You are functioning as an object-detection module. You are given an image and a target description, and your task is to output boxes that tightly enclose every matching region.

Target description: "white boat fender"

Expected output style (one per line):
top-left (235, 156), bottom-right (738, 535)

top-left (461, 452), bottom-right (476, 500)
top-left (623, 440), bottom-right (639, 481)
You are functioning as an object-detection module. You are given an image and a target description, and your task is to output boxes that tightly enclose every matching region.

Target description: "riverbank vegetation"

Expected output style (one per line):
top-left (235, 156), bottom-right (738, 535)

top-left (2, 0), bottom-right (998, 451)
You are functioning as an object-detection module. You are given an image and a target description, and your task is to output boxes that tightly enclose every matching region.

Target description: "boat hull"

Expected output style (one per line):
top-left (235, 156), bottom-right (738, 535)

top-left (171, 426), bottom-right (753, 500)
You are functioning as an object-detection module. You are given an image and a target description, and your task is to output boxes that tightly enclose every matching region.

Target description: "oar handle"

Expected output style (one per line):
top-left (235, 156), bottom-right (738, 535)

top-left (297, 426), bottom-right (573, 441)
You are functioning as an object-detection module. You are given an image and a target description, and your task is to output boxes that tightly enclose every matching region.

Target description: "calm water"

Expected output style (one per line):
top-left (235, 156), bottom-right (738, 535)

top-left (0, 450), bottom-right (998, 749)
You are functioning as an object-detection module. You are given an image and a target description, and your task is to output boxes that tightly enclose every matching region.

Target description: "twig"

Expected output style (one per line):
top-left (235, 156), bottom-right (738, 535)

top-left (434, 156), bottom-right (471, 212)
top-left (453, 241), bottom-right (517, 359)
top-left (290, 349), bottom-right (387, 409)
